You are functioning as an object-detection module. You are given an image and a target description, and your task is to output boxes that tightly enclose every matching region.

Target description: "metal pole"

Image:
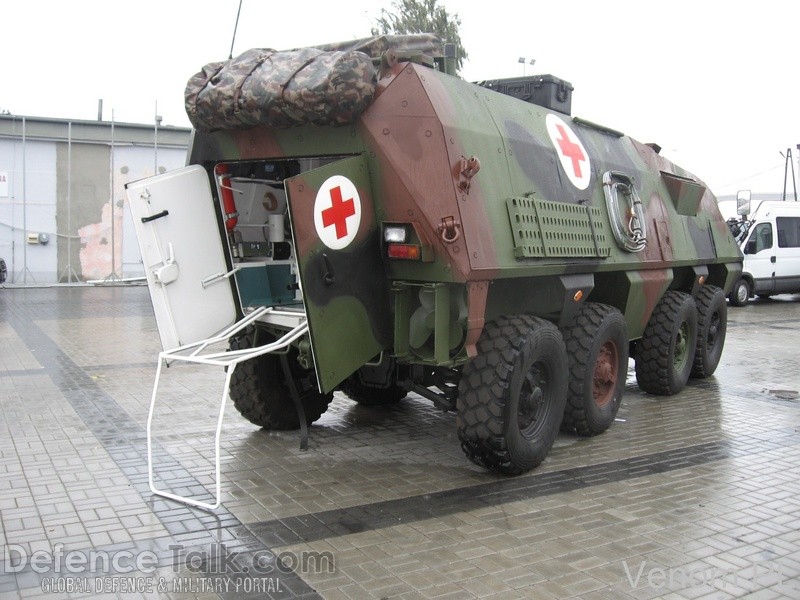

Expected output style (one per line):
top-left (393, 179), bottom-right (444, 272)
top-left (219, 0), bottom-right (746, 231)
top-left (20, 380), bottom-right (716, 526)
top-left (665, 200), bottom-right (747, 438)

top-left (10, 118), bottom-right (17, 282)
top-left (782, 149), bottom-right (789, 202)
top-left (22, 117), bottom-right (26, 285)
top-left (67, 122), bottom-right (72, 283)
top-left (110, 110), bottom-right (116, 279)
top-left (229, 0), bottom-right (243, 59)
top-left (792, 144), bottom-right (800, 202)
top-left (59, 122), bottom-right (80, 284)
top-left (154, 101), bottom-right (159, 176)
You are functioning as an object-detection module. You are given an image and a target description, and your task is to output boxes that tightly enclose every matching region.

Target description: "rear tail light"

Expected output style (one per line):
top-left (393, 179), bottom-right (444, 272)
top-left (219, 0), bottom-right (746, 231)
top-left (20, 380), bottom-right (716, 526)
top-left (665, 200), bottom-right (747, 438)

top-left (383, 222), bottom-right (431, 262)
top-left (387, 244), bottom-right (421, 260)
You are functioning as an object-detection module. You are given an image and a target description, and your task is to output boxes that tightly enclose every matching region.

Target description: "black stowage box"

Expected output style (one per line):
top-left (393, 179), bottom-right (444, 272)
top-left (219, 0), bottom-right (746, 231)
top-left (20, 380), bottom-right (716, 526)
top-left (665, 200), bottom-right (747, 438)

top-left (479, 74), bottom-right (573, 115)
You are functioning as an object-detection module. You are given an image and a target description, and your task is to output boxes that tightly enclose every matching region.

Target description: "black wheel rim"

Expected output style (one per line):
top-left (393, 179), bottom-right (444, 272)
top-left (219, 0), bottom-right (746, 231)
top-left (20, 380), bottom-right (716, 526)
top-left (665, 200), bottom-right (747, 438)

top-left (705, 310), bottom-right (721, 354)
top-left (518, 361), bottom-right (549, 439)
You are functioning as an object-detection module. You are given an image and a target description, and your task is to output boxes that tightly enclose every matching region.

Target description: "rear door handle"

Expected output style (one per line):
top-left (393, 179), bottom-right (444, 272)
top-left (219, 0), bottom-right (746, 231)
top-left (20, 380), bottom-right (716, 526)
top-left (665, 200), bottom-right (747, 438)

top-left (321, 253), bottom-right (335, 286)
top-left (771, 256), bottom-right (776, 263)
top-left (142, 210), bottom-right (169, 223)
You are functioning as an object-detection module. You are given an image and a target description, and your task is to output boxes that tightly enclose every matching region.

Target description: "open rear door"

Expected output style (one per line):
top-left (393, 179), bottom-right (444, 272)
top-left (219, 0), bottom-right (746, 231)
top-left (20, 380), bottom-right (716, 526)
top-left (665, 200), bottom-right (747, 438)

top-left (285, 155), bottom-right (392, 393)
top-left (126, 165), bottom-right (237, 350)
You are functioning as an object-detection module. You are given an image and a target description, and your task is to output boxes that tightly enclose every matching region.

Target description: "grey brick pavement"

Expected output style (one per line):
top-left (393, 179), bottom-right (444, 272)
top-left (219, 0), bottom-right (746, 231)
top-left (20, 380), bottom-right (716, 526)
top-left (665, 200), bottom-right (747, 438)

top-left (0, 286), bottom-right (798, 599)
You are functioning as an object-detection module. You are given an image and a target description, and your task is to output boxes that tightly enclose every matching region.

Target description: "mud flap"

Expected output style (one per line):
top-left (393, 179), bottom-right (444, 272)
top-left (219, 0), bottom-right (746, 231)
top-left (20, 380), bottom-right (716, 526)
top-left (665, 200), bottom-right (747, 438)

top-left (285, 155), bottom-right (392, 393)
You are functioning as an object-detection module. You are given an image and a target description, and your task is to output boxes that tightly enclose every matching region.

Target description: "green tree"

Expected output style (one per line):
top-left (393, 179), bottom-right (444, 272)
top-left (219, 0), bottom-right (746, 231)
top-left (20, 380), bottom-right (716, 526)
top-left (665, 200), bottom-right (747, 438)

top-left (372, 0), bottom-right (468, 73)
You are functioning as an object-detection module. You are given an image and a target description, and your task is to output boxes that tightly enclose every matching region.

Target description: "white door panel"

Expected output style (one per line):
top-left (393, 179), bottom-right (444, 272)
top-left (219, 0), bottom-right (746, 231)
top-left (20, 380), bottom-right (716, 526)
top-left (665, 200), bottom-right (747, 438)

top-left (126, 165), bottom-right (237, 350)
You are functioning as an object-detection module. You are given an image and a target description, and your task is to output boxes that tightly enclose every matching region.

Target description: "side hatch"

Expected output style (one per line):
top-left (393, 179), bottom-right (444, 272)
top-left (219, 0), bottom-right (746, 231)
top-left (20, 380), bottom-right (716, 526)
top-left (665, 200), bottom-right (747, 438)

top-left (285, 154), bottom-right (392, 393)
top-left (126, 165), bottom-right (238, 350)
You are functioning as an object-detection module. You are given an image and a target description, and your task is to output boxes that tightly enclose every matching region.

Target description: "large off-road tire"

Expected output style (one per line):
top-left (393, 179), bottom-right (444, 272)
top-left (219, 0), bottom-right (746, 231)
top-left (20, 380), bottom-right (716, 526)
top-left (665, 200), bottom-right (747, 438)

top-left (635, 291), bottom-right (698, 396)
top-left (691, 285), bottom-right (727, 379)
top-left (560, 303), bottom-right (628, 436)
top-left (339, 377), bottom-right (407, 406)
top-left (228, 331), bottom-right (332, 430)
top-left (728, 278), bottom-right (750, 307)
top-left (457, 315), bottom-right (568, 475)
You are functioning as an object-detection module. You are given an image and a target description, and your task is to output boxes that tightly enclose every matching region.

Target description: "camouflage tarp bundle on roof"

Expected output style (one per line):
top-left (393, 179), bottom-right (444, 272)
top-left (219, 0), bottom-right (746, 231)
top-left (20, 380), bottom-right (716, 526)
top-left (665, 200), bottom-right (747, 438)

top-left (311, 34), bottom-right (443, 60)
top-left (185, 47), bottom-right (377, 131)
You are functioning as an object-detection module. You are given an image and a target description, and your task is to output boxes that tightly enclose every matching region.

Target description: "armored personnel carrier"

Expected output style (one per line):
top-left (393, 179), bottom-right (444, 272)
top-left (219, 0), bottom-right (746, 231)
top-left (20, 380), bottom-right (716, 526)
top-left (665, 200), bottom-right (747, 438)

top-left (127, 35), bottom-right (742, 484)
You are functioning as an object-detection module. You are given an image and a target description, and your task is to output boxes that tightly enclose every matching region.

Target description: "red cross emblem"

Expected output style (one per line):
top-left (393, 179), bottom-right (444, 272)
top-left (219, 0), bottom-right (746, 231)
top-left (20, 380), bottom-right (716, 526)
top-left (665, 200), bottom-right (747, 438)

top-left (546, 113), bottom-right (591, 190)
top-left (314, 175), bottom-right (362, 250)
top-left (555, 124), bottom-right (586, 178)
top-left (321, 186), bottom-right (356, 239)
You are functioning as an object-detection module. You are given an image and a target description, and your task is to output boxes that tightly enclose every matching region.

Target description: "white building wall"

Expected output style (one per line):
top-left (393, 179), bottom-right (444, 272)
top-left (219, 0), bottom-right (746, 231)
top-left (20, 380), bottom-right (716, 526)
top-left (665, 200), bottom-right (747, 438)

top-left (0, 122), bottom-right (188, 284)
top-left (0, 138), bottom-right (58, 283)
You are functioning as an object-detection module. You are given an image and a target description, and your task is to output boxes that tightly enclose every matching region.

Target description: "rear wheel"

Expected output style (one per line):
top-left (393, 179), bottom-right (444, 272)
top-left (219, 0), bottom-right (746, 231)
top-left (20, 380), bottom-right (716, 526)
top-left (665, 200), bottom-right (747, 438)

top-left (338, 356), bottom-right (407, 406)
top-left (635, 291), bottom-right (698, 396)
top-left (339, 377), bottom-right (407, 406)
top-left (457, 315), bottom-right (568, 475)
top-left (728, 278), bottom-right (750, 307)
top-left (691, 285), bottom-right (727, 378)
top-left (229, 330), bottom-right (332, 430)
top-left (561, 303), bottom-right (628, 436)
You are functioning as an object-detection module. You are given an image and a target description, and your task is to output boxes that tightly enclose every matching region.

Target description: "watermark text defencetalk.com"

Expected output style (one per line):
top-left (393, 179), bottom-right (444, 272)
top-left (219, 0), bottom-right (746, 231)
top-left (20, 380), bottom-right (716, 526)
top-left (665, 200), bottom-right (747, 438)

top-left (622, 559), bottom-right (785, 592)
top-left (3, 543), bottom-right (335, 577)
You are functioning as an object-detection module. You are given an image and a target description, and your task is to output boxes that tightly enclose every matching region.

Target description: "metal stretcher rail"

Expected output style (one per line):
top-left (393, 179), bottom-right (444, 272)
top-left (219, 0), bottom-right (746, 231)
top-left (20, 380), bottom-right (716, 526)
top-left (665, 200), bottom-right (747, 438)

top-left (146, 306), bottom-right (307, 510)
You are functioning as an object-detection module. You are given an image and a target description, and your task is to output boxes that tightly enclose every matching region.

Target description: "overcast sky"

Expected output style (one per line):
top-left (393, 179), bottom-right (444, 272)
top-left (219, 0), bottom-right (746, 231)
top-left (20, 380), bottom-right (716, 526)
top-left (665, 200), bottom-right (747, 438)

top-left (2, 0), bottom-right (798, 198)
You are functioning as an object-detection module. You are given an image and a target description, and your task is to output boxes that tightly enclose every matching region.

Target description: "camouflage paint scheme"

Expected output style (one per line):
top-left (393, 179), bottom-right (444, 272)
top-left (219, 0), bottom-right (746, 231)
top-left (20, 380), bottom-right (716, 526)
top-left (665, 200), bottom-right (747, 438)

top-left (186, 47), bottom-right (376, 131)
top-left (187, 35), bottom-right (742, 391)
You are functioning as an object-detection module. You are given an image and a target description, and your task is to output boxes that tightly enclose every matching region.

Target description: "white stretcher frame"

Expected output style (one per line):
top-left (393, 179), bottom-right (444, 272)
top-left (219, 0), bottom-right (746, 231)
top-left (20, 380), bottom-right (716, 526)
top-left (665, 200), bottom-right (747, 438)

top-left (146, 306), bottom-right (308, 510)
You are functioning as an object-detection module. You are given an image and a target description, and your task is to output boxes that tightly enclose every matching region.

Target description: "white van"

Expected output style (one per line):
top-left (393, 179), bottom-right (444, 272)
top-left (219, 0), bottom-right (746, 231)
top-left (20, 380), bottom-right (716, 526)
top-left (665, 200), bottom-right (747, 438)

top-left (727, 198), bottom-right (800, 305)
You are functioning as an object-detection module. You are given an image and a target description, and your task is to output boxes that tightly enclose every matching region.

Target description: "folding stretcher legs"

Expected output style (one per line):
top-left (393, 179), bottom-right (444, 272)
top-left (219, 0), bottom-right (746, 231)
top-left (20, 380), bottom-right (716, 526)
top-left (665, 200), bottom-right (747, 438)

top-left (146, 307), bottom-right (308, 510)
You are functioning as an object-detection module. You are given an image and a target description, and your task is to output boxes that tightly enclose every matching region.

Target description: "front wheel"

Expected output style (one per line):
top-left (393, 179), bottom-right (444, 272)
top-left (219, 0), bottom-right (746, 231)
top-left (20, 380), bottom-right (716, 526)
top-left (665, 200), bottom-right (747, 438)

top-left (635, 291), bottom-right (698, 396)
top-left (457, 315), bottom-right (568, 475)
top-left (728, 278), bottom-right (750, 307)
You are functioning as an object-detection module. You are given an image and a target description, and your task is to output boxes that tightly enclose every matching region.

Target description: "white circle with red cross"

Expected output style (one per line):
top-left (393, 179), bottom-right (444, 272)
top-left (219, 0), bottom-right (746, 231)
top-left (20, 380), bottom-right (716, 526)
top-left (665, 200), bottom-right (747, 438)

top-left (545, 113), bottom-right (591, 190)
top-left (314, 175), bottom-right (362, 250)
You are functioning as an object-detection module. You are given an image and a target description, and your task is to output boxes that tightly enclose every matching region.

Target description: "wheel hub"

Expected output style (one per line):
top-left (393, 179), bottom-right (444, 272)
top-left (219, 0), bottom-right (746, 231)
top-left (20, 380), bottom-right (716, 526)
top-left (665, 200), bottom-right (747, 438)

top-left (592, 341), bottom-right (619, 408)
top-left (736, 284), bottom-right (748, 304)
top-left (674, 322), bottom-right (689, 371)
top-left (706, 313), bottom-right (720, 350)
top-left (519, 365), bottom-right (546, 436)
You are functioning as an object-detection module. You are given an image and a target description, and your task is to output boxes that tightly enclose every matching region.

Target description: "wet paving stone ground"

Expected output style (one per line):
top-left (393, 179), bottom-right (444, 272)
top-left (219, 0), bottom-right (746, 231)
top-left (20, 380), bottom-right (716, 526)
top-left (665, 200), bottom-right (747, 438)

top-left (0, 285), bottom-right (798, 599)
